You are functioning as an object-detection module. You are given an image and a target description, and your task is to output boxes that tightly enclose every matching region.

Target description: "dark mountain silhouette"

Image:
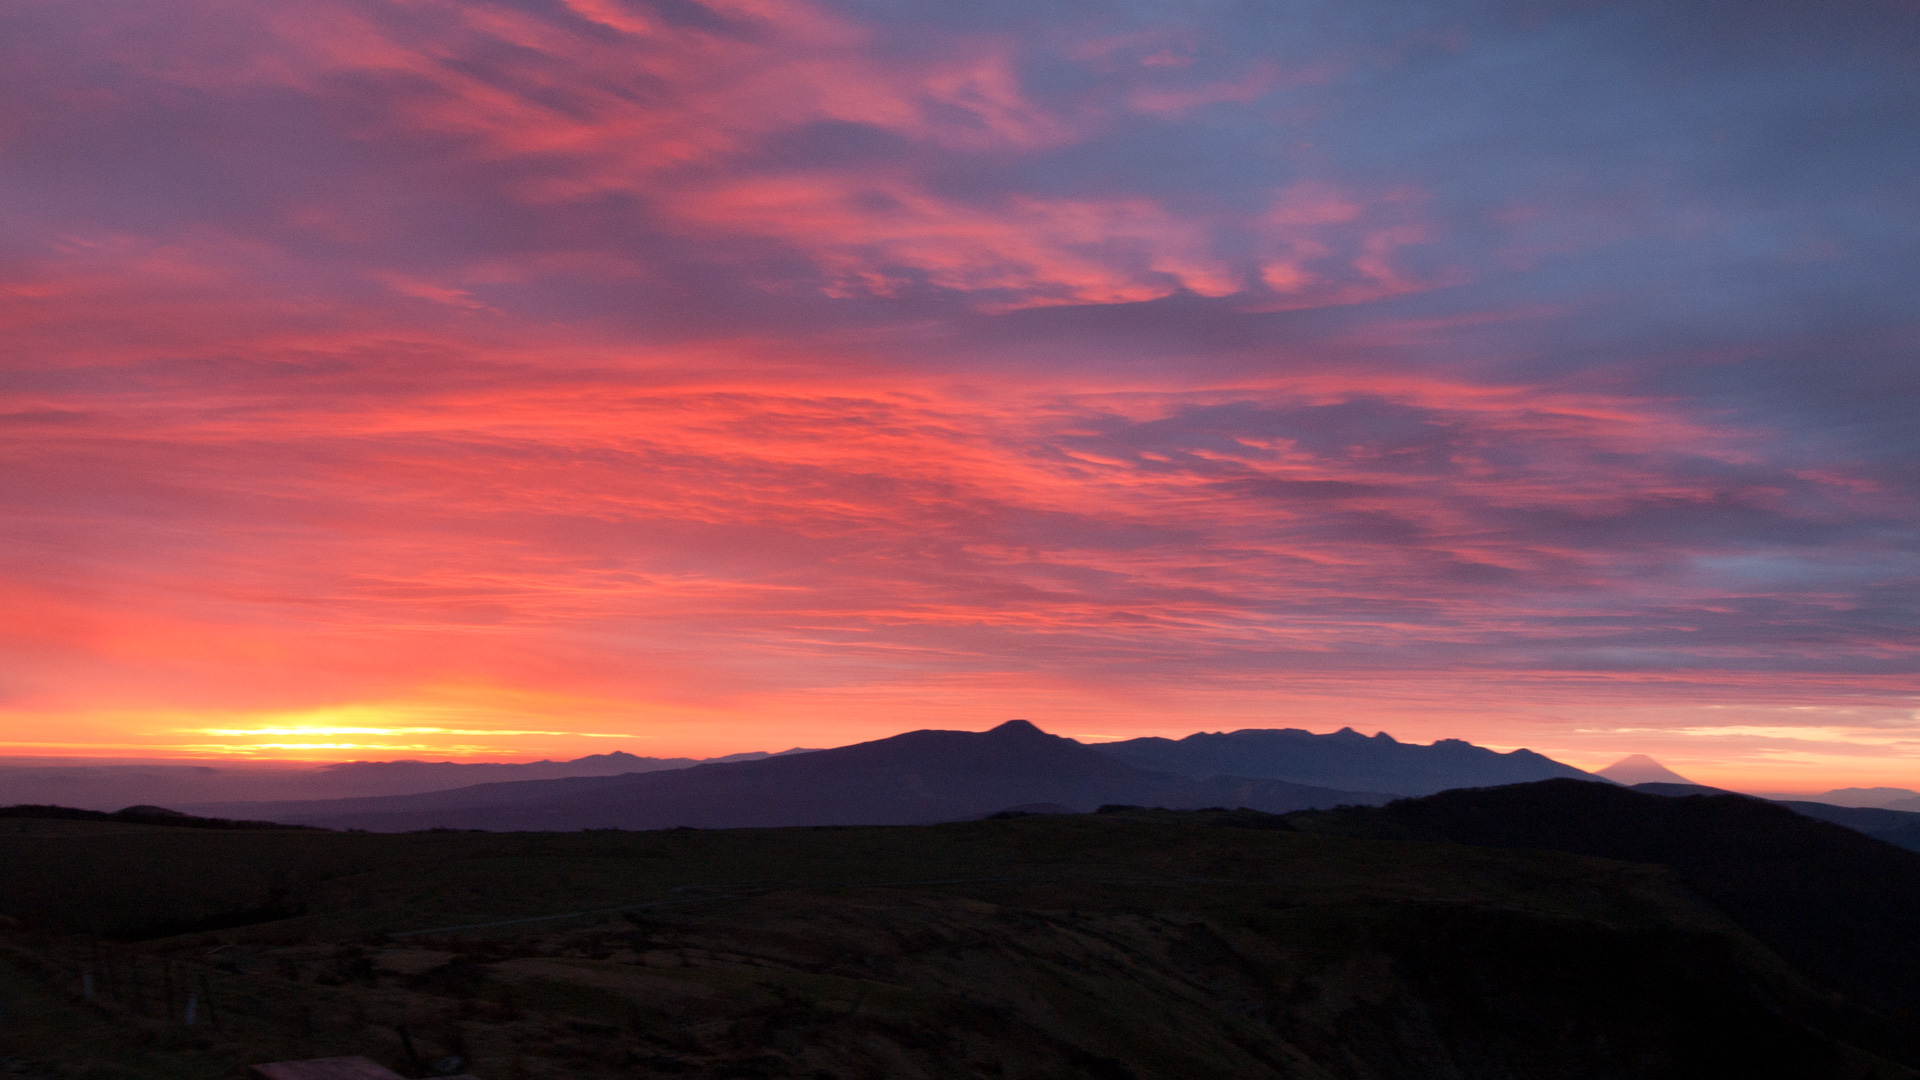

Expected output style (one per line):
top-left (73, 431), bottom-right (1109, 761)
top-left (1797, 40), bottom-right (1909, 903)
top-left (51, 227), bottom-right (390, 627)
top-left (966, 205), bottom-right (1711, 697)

top-left (1092, 726), bottom-right (1598, 795)
top-left (1294, 778), bottom-right (1920, 1016)
top-left (187, 721), bottom-right (1390, 831)
top-left (0, 803), bottom-right (322, 831)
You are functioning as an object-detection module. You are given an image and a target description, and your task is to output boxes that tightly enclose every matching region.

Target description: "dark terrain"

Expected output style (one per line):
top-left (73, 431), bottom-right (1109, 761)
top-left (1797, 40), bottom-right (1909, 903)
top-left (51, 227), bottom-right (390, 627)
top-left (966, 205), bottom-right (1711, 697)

top-left (1624, 782), bottom-right (1920, 854)
top-left (3, 781), bottom-right (1920, 1079)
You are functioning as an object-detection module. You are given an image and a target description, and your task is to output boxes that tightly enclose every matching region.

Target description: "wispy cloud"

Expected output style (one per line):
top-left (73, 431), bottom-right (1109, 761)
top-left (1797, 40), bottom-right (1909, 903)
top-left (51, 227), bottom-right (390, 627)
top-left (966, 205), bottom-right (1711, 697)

top-left (1, 0), bottom-right (1916, 783)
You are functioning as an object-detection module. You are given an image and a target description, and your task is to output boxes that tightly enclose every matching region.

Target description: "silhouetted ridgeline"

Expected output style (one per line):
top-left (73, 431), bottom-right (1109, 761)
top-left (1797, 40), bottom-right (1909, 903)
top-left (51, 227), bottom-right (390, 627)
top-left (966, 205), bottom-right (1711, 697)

top-left (0, 803), bottom-right (323, 831)
top-left (1095, 726), bottom-right (1598, 795)
top-left (177, 721), bottom-right (1395, 831)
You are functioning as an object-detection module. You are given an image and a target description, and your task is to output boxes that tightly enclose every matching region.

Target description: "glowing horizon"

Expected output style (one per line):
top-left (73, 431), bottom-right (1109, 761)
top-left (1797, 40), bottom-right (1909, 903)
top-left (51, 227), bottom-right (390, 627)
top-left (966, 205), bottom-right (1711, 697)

top-left (2, 0), bottom-right (1916, 792)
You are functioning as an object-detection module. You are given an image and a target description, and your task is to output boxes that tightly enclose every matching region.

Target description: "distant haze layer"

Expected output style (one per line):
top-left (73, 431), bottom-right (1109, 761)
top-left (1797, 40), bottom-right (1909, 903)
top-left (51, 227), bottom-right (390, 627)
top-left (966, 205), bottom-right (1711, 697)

top-left (0, 749), bottom-right (815, 812)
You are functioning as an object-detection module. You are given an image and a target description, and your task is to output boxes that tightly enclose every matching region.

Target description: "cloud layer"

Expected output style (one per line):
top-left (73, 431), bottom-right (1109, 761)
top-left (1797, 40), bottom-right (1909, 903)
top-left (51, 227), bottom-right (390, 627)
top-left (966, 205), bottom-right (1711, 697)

top-left (2, 0), bottom-right (1916, 786)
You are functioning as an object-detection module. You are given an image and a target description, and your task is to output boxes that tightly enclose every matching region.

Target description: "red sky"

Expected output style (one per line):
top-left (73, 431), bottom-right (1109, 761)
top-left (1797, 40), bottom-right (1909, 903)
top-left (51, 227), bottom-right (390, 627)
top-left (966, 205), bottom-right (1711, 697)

top-left (3, 0), bottom-right (1918, 791)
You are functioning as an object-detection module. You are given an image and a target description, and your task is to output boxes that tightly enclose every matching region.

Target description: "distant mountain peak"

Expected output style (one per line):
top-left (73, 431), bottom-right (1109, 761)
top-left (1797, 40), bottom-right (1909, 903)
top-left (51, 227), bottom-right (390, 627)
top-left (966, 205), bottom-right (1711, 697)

top-left (1596, 754), bottom-right (1694, 786)
top-left (989, 719), bottom-right (1049, 737)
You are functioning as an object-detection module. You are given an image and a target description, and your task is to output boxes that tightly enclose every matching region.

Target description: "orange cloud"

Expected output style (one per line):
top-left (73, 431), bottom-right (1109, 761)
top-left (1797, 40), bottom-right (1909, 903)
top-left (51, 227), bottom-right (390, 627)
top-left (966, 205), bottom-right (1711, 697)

top-left (5, 0), bottom-right (1914, 784)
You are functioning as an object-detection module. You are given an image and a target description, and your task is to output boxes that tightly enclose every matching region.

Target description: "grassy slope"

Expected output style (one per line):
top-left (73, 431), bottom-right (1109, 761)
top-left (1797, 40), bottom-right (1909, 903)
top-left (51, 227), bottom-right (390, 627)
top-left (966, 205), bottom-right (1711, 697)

top-left (0, 811), bottom-right (1911, 1080)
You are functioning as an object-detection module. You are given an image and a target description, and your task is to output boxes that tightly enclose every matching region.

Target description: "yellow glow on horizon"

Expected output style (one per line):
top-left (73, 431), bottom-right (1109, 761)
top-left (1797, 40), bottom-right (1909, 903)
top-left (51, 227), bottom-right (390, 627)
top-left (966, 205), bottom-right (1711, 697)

top-left (195, 727), bottom-right (632, 738)
top-left (173, 698), bottom-right (643, 751)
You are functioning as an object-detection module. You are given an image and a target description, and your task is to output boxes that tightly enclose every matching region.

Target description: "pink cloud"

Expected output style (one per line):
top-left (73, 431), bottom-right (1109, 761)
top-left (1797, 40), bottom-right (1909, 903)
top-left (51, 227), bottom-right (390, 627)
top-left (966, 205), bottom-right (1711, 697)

top-left (672, 178), bottom-right (1243, 306)
top-left (2, 0), bottom-right (1913, 777)
top-left (38, 0), bottom-right (1436, 311)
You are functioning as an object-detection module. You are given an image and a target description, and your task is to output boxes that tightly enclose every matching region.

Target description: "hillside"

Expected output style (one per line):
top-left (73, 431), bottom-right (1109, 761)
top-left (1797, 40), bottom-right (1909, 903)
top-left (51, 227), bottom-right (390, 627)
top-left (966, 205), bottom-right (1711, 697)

top-left (1093, 727), bottom-right (1596, 796)
top-left (1602, 783), bottom-right (1920, 857)
top-left (1772, 800), bottom-right (1920, 855)
top-left (1292, 779), bottom-right (1920, 1018)
top-left (180, 721), bottom-right (1391, 831)
top-left (1, 794), bottom-right (1917, 1079)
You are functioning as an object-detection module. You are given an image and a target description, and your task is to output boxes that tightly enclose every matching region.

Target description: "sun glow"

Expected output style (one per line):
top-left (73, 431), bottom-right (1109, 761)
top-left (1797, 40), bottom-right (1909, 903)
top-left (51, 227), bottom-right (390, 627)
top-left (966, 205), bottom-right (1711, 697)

top-left (162, 701), bottom-right (645, 758)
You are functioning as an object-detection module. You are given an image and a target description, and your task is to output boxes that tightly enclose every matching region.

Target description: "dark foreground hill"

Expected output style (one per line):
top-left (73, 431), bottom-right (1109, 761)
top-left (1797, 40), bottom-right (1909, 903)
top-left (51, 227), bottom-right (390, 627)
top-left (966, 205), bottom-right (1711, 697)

top-left (2, 787), bottom-right (1919, 1080)
top-left (1094, 727), bottom-right (1597, 795)
top-left (183, 721), bottom-right (1391, 831)
top-left (1293, 779), bottom-right (1920, 1018)
top-left (1627, 782), bottom-right (1920, 854)
top-left (1769, 800), bottom-right (1920, 855)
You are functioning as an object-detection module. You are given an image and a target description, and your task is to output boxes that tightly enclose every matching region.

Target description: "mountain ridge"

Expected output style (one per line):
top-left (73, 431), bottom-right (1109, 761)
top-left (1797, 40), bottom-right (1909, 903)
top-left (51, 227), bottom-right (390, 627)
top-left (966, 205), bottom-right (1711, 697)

top-left (1092, 725), bottom-right (1600, 795)
top-left (181, 720), bottom-right (1396, 831)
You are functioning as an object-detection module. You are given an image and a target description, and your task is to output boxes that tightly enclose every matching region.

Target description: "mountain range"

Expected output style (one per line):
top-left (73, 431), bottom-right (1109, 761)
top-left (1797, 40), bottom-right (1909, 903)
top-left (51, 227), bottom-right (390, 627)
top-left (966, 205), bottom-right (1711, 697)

top-left (19, 725), bottom-right (1920, 854)
top-left (177, 721), bottom-right (1399, 830)
top-left (1092, 726), bottom-right (1594, 795)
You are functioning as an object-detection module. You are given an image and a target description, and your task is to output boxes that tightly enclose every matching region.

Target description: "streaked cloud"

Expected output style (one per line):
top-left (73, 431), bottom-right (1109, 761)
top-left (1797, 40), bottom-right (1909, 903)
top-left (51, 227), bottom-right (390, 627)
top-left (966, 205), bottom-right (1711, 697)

top-left (1, 0), bottom-right (1915, 785)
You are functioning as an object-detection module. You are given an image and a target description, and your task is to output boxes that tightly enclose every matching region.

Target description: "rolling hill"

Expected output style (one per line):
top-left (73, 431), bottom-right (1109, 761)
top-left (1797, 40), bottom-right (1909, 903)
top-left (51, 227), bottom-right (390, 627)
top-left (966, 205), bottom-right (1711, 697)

top-left (1293, 778), bottom-right (1920, 1016)
top-left (3, 781), bottom-right (1919, 1079)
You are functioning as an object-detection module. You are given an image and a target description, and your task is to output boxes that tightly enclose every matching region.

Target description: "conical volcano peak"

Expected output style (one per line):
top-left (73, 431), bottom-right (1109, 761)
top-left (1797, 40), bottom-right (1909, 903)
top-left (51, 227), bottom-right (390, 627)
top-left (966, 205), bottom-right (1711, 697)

top-left (989, 719), bottom-right (1051, 738)
top-left (1596, 754), bottom-right (1695, 786)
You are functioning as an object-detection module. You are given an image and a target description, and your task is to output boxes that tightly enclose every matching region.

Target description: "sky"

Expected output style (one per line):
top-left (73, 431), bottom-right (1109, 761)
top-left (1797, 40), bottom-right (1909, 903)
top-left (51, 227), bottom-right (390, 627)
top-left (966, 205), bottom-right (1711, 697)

top-left (2, 0), bottom-right (1917, 791)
